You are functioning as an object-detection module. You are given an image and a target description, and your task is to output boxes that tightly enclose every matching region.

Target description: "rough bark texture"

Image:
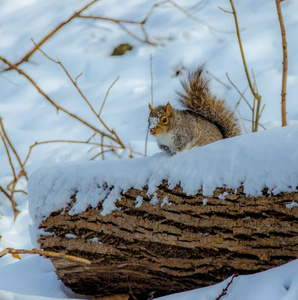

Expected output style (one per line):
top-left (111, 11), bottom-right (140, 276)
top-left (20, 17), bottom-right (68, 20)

top-left (38, 182), bottom-right (298, 299)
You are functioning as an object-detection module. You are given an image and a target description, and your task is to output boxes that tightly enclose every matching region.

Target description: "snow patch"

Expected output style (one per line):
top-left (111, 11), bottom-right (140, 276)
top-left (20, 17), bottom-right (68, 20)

top-left (135, 195), bottom-right (143, 208)
top-left (286, 202), bottom-right (298, 209)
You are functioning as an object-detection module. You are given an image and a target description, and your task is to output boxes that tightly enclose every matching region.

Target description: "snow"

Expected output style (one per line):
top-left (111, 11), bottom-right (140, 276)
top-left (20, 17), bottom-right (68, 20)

top-left (28, 125), bottom-right (298, 228)
top-left (1, 0), bottom-right (298, 299)
top-left (286, 202), bottom-right (298, 210)
top-left (135, 195), bottom-right (143, 208)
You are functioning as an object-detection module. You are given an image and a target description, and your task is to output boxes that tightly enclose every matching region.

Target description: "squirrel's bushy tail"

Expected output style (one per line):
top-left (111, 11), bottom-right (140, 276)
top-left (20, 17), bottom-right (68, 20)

top-left (177, 66), bottom-right (241, 138)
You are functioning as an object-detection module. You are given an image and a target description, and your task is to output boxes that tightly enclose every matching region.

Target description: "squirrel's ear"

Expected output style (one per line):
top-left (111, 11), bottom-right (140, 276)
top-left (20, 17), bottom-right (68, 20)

top-left (148, 102), bottom-right (154, 110)
top-left (165, 102), bottom-right (173, 115)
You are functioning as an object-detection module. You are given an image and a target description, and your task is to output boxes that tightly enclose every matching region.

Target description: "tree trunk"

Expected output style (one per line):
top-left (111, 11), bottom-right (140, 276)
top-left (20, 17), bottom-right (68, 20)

top-left (38, 182), bottom-right (298, 299)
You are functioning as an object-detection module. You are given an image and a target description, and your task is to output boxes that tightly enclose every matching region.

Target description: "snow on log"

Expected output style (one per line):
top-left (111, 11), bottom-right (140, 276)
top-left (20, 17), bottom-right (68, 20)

top-left (28, 126), bottom-right (298, 299)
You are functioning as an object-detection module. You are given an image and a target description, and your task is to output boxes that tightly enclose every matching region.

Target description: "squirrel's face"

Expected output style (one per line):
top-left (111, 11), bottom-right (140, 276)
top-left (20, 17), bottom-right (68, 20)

top-left (148, 102), bottom-right (174, 136)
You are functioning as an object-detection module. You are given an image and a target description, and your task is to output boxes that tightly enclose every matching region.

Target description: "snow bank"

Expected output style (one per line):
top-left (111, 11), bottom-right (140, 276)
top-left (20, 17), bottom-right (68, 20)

top-left (28, 125), bottom-right (298, 227)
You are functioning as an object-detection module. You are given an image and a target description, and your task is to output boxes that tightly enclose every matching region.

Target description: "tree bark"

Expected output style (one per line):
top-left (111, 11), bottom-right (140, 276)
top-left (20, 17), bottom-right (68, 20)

top-left (38, 182), bottom-right (298, 299)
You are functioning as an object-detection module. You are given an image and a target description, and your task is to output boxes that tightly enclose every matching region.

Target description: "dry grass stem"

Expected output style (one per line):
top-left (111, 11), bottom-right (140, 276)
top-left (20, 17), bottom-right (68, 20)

top-left (0, 248), bottom-right (91, 264)
top-left (275, 0), bottom-right (288, 127)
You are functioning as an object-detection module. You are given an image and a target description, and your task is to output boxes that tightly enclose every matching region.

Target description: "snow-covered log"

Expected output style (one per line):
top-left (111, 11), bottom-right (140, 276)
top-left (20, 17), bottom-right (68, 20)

top-left (28, 126), bottom-right (298, 298)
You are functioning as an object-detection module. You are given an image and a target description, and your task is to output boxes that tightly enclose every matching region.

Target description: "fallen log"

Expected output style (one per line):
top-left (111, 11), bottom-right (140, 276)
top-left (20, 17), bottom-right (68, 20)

top-left (37, 182), bottom-right (298, 299)
top-left (28, 126), bottom-right (298, 299)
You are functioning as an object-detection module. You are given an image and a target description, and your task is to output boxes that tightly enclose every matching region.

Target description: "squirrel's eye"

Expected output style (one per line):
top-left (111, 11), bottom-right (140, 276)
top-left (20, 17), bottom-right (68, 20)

top-left (162, 117), bottom-right (168, 123)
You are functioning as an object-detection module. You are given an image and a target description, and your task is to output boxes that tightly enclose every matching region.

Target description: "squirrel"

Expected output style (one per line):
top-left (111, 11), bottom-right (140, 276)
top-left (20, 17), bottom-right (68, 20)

top-left (148, 66), bottom-right (241, 155)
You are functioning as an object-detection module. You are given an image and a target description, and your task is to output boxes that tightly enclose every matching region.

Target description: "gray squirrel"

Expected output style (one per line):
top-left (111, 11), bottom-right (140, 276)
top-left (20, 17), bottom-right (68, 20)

top-left (148, 66), bottom-right (241, 155)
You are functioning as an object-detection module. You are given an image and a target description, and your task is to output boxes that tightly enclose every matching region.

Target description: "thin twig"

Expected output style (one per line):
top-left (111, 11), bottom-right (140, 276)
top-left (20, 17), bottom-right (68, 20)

top-left (0, 0), bottom-right (99, 72)
top-left (0, 56), bottom-right (121, 145)
top-left (235, 108), bottom-right (247, 133)
top-left (242, 118), bottom-right (266, 130)
top-left (0, 131), bottom-right (16, 181)
top-left (0, 248), bottom-right (91, 265)
top-left (226, 0), bottom-right (261, 102)
top-left (222, 1), bottom-right (263, 132)
top-left (0, 185), bottom-right (20, 220)
top-left (233, 86), bottom-right (249, 112)
top-left (206, 70), bottom-right (231, 89)
top-left (86, 132), bottom-right (97, 143)
top-left (33, 43), bottom-right (125, 148)
top-left (128, 143), bottom-right (134, 158)
top-left (275, 0), bottom-right (288, 127)
top-left (90, 149), bottom-right (114, 160)
top-left (168, 0), bottom-right (233, 34)
top-left (0, 185), bottom-right (12, 201)
top-left (131, 150), bottom-right (145, 157)
top-left (23, 140), bottom-right (121, 166)
top-left (101, 135), bottom-right (104, 160)
top-left (0, 119), bottom-right (28, 180)
top-left (226, 73), bottom-right (252, 110)
top-left (98, 76), bottom-right (120, 117)
top-left (215, 274), bottom-right (238, 300)
top-left (33, 41), bottom-right (121, 138)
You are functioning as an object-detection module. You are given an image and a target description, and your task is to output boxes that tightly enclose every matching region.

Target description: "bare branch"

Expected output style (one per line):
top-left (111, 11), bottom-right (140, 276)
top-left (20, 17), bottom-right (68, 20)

top-left (222, 1), bottom-right (261, 102)
top-left (23, 139), bottom-right (121, 166)
top-left (0, 119), bottom-right (28, 180)
top-left (215, 274), bottom-right (238, 300)
top-left (0, 247), bottom-right (91, 265)
top-left (0, 56), bottom-right (121, 145)
top-left (32, 42), bottom-right (125, 148)
top-left (226, 73), bottom-right (252, 110)
top-left (0, 130), bottom-right (16, 181)
top-left (98, 76), bottom-right (120, 117)
top-left (206, 70), bottom-right (231, 90)
top-left (0, 0), bottom-right (99, 72)
top-left (0, 185), bottom-right (20, 220)
top-left (222, 0), bottom-right (263, 132)
top-left (275, 0), bottom-right (288, 127)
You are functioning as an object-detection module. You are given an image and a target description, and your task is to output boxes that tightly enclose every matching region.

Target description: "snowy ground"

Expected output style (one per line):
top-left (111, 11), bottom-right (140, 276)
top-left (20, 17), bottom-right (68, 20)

top-left (0, 0), bottom-right (298, 299)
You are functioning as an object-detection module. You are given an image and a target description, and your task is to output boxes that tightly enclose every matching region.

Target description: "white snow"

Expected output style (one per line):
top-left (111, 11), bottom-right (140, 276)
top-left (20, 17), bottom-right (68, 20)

top-left (202, 198), bottom-right (208, 205)
top-left (286, 202), bottom-right (298, 209)
top-left (28, 125), bottom-right (298, 228)
top-left (1, 0), bottom-right (298, 299)
top-left (161, 196), bottom-right (170, 207)
top-left (135, 195), bottom-right (143, 208)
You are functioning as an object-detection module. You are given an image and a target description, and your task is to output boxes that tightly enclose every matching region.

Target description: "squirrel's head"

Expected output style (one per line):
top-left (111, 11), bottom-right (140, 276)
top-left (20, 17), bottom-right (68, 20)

top-left (148, 102), bottom-right (174, 136)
